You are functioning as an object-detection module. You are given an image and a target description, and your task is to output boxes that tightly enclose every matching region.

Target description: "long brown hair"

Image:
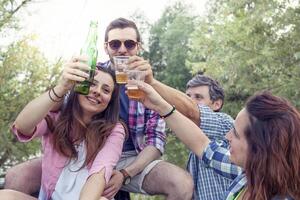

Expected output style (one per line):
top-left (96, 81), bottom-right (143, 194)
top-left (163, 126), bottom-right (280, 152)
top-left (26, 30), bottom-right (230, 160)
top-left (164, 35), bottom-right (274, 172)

top-left (48, 66), bottom-right (126, 169)
top-left (244, 91), bottom-right (300, 199)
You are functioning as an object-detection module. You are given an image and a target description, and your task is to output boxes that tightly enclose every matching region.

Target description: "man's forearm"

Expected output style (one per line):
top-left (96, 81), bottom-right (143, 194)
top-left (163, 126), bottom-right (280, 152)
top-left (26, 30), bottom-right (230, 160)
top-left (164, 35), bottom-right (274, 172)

top-left (151, 79), bottom-right (200, 125)
top-left (124, 146), bottom-right (161, 177)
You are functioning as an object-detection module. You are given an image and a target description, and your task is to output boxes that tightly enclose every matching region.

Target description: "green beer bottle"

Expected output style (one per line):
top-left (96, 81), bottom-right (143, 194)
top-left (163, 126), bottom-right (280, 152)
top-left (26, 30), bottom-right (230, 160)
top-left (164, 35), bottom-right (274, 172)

top-left (74, 21), bottom-right (98, 95)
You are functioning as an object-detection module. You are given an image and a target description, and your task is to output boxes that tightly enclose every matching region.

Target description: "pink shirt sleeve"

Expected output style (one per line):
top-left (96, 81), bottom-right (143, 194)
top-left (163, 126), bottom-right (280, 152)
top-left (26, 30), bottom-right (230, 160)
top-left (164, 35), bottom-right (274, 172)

top-left (88, 123), bottom-right (126, 184)
top-left (11, 111), bottom-right (59, 142)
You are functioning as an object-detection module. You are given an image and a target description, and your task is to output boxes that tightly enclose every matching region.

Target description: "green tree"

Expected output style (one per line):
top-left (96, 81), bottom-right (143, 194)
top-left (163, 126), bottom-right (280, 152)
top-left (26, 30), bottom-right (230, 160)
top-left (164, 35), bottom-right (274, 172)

top-left (0, 0), bottom-right (57, 174)
top-left (130, 10), bottom-right (152, 60)
top-left (148, 2), bottom-right (196, 90)
top-left (188, 0), bottom-right (300, 116)
top-left (0, 36), bottom-right (61, 171)
top-left (147, 2), bottom-right (198, 168)
top-left (0, 0), bottom-right (33, 30)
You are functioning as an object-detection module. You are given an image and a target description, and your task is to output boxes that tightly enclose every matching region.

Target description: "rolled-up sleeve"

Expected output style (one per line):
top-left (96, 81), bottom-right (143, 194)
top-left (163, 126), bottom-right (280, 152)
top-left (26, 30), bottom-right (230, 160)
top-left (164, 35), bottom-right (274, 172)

top-left (201, 141), bottom-right (243, 180)
top-left (11, 111), bottom-right (59, 142)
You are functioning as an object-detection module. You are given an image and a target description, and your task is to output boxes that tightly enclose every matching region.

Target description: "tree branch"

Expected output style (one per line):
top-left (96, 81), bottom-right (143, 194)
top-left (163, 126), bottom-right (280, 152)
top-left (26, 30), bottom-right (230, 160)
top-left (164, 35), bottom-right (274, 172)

top-left (0, 0), bottom-right (33, 29)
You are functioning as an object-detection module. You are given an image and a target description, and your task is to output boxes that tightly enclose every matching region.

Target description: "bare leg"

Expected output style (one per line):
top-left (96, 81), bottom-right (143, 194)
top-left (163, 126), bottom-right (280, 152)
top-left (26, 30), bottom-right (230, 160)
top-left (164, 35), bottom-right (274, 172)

top-left (5, 158), bottom-right (42, 195)
top-left (0, 189), bottom-right (37, 200)
top-left (142, 161), bottom-right (194, 200)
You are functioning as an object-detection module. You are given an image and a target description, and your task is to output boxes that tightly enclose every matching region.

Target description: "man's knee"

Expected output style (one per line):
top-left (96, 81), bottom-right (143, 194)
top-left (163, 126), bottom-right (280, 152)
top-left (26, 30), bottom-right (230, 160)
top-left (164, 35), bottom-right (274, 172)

top-left (166, 167), bottom-right (193, 199)
top-left (143, 161), bottom-right (194, 198)
top-left (4, 158), bottom-right (42, 194)
top-left (5, 167), bottom-right (19, 189)
top-left (176, 172), bottom-right (194, 199)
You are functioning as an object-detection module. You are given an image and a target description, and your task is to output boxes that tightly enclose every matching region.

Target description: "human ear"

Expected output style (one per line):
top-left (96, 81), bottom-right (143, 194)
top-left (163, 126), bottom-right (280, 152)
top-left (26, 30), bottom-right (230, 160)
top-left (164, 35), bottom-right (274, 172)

top-left (212, 99), bottom-right (223, 111)
top-left (104, 43), bottom-right (109, 55)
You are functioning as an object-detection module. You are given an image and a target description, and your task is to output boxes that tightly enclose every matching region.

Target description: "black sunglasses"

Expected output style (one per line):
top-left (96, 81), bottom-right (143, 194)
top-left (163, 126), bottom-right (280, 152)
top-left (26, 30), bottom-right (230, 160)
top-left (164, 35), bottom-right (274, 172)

top-left (107, 40), bottom-right (138, 51)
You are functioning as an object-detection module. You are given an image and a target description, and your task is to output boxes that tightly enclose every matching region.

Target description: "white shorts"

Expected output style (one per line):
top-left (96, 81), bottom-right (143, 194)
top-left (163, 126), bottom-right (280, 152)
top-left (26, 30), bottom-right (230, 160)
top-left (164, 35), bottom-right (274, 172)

top-left (115, 151), bottom-right (162, 194)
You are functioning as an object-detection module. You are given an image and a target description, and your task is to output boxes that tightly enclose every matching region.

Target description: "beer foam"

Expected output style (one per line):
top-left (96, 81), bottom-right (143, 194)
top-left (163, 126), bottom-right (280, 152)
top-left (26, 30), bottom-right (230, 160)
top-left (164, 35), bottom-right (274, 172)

top-left (127, 85), bottom-right (138, 90)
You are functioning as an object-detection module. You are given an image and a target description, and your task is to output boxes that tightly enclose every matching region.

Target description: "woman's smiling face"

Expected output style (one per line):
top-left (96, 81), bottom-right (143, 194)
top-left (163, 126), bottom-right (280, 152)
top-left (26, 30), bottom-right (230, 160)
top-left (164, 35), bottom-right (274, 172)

top-left (78, 70), bottom-right (115, 120)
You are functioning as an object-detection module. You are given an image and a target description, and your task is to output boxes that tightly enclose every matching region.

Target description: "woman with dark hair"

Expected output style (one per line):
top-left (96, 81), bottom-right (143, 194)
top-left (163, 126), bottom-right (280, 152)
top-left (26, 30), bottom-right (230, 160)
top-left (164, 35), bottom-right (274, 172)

top-left (130, 80), bottom-right (300, 200)
top-left (0, 56), bottom-right (126, 200)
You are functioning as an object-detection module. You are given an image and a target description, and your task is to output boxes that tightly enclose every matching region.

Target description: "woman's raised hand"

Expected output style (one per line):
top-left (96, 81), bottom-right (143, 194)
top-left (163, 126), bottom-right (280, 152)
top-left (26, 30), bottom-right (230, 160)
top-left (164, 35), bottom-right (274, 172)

top-left (57, 55), bottom-right (90, 91)
top-left (126, 80), bottom-right (172, 116)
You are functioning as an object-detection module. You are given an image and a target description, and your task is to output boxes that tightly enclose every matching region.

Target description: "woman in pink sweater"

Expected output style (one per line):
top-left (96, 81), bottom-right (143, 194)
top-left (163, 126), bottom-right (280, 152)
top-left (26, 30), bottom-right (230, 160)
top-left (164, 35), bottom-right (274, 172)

top-left (0, 56), bottom-right (126, 200)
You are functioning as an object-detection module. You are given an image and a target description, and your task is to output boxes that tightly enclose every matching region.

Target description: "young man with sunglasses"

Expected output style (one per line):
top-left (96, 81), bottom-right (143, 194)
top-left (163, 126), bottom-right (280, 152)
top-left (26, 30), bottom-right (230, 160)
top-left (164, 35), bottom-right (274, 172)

top-left (99, 17), bottom-right (193, 200)
top-left (185, 74), bottom-right (233, 200)
top-left (4, 18), bottom-right (194, 200)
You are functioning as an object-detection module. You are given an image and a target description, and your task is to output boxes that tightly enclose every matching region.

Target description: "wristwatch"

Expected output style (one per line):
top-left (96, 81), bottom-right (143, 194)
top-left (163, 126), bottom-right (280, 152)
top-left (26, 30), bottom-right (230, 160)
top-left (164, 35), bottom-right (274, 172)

top-left (120, 169), bottom-right (131, 185)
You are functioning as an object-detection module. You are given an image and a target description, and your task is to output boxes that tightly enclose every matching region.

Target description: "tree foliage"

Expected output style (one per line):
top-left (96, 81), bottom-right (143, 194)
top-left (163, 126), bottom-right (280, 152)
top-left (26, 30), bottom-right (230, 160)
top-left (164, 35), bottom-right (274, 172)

top-left (0, 36), bottom-right (61, 170)
top-left (147, 1), bottom-right (196, 167)
top-left (0, 0), bottom-right (33, 32)
top-left (188, 0), bottom-right (300, 116)
top-left (0, 0), bottom-right (61, 171)
top-left (148, 2), bottom-right (196, 90)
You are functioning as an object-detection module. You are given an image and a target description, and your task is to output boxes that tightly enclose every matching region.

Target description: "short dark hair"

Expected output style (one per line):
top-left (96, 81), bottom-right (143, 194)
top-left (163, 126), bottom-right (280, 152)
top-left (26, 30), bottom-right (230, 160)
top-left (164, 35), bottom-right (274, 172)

top-left (186, 74), bottom-right (225, 110)
top-left (104, 17), bottom-right (141, 42)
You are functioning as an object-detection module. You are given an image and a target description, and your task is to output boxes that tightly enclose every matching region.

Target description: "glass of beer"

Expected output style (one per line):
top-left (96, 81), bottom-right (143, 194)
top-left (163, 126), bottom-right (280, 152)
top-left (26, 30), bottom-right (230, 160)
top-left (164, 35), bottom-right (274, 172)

top-left (113, 56), bottom-right (129, 84)
top-left (126, 70), bottom-right (146, 100)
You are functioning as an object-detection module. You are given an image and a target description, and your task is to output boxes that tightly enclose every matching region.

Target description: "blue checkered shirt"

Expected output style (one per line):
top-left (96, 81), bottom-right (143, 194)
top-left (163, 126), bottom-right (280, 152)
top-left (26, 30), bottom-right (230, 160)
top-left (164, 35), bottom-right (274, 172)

top-left (187, 105), bottom-right (234, 200)
top-left (202, 141), bottom-right (244, 200)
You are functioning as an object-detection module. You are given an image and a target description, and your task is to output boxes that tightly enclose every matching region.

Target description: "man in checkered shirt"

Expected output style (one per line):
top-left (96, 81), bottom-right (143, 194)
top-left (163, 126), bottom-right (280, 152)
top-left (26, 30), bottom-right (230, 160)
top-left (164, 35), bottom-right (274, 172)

top-left (185, 74), bottom-right (233, 200)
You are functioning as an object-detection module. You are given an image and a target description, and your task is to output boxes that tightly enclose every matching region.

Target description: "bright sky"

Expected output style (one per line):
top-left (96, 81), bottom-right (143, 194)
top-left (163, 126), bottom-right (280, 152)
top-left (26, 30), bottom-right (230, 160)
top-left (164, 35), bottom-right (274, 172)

top-left (19, 0), bottom-right (208, 62)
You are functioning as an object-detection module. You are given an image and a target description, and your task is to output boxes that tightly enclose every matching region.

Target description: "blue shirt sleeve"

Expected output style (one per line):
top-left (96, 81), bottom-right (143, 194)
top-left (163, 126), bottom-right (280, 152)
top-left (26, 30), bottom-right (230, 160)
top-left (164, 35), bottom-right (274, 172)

top-left (201, 141), bottom-right (243, 180)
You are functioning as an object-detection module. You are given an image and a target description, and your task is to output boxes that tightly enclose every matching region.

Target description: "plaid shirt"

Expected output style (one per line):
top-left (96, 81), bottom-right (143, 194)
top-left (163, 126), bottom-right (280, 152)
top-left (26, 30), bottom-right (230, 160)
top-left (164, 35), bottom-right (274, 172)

top-left (187, 105), bottom-right (234, 200)
top-left (98, 61), bottom-right (166, 153)
top-left (202, 141), bottom-right (244, 200)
